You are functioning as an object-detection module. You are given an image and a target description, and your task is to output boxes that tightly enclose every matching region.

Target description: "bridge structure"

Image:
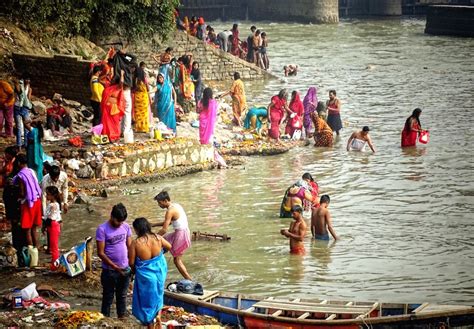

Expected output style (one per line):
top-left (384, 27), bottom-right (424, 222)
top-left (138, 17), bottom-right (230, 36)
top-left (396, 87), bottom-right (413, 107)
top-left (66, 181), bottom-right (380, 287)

top-left (178, 0), bottom-right (473, 22)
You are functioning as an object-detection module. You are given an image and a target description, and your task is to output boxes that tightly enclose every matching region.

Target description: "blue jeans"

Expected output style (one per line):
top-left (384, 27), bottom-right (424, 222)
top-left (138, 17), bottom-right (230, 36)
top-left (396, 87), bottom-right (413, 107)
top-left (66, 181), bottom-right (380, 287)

top-left (100, 268), bottom-right (131, 317)
top-left (14, 106), bottom-right (30, 147)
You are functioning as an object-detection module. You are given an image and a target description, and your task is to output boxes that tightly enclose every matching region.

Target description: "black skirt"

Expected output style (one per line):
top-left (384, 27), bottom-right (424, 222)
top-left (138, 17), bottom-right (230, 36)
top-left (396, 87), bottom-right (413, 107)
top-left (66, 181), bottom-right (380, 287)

top-left (327, 112), bottom-right (343, 132)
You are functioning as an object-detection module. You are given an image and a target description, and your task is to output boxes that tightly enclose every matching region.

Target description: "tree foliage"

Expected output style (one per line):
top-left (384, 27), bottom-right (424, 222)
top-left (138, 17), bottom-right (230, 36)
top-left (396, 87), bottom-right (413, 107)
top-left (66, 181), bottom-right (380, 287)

top-left (3, 0), bottom-right (180, 41)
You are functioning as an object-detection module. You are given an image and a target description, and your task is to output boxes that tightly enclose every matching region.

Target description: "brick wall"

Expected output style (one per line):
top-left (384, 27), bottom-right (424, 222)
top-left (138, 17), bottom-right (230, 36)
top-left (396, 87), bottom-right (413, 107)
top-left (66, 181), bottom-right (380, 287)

top-left (12, 31), bottom-right (275, 104)
top-left (12, 53), bottom-right (92, 105)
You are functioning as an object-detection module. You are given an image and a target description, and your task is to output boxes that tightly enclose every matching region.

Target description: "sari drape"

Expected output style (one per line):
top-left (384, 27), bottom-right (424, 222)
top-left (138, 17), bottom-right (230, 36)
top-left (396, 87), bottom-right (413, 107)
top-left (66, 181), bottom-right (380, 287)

top-left (230, 79), bottom-right (247, 125)
top-left (156, 65), bottom-right (176, 132)
top-left (285, 92), bottom-right (304, 137)
top-left (401, 119), bottom-right (420, 147)
top-left (132, 252), bottom-right (167, 325)
top-left (101, 84), bottom-right (125, 142)
top-left (244, 107), bottom-right (267, 131)
top-left (303, 87), bottom-right (318, 134)
top-left (313, 116), bottom-right (333, 147)
top-left (199, 99), bottom-right (218, 145)
top-left (26, 128), bottom-right (44, 182)
top-left (269, 95), bottom-right (286, 140)
top-left (134, 80), bottom-right (150, 133)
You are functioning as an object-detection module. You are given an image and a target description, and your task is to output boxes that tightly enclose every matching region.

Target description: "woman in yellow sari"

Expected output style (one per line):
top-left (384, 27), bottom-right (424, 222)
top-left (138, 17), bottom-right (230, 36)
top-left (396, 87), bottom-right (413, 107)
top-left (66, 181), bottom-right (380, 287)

top-left (134, 67), bottom-right (151, 133)
top-left (311, 111), bottom-right (333, 147)
top-left (222, 72), bottom-right (247, 126)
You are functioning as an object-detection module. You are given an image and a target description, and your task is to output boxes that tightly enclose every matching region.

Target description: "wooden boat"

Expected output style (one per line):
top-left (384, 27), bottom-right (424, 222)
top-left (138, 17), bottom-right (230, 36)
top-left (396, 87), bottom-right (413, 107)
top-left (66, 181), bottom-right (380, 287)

top-left (164, 290), bottom-right (474, 328)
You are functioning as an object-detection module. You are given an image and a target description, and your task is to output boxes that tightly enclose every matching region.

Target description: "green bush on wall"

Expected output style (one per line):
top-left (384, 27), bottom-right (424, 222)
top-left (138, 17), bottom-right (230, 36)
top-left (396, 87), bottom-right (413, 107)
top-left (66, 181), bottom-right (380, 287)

top-left (3, 0), bottom-right (180, 41)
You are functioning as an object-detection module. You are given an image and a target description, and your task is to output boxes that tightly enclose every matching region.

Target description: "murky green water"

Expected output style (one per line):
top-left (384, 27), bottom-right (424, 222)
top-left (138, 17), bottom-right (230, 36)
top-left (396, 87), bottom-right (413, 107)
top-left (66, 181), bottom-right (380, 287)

top-left (64, 18), bottom-right (474, 304)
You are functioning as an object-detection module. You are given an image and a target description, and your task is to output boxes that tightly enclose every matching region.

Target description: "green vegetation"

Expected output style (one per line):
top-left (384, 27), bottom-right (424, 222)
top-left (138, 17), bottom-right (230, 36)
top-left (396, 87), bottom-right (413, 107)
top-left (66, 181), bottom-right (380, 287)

top-left (3, 0), bottom-right (180, 40)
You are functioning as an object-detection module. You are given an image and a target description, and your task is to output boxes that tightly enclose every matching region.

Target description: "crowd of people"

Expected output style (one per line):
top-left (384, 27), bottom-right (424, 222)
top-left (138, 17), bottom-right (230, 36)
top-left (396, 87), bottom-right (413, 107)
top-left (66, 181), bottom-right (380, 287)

top-left (176, 14), bottom-right (270, 70)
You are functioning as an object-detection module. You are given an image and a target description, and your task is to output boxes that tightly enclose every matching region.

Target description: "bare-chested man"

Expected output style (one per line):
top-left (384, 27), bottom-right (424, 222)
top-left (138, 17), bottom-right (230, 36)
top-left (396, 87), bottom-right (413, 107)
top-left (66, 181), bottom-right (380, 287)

top-left (280, 205), bottom-right (307, 255)
top-left (346, 126), bottom-right (376, 153)
top-left (311, 195), bottom-right (338, 241)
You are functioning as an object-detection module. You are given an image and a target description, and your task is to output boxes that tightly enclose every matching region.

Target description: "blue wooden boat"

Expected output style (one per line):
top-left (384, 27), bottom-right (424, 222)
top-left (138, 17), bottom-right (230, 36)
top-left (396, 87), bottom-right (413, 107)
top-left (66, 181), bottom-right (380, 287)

top-left (164, 290), bottom-right (474, 328)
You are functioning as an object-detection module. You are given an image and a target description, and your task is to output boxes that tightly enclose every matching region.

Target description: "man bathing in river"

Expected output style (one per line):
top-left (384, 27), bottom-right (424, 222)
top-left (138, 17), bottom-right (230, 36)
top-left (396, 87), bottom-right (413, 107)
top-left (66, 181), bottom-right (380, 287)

top-left (311, 195), bottom-right (338, 241)
top-left (280, 205), bottom-right (307, 255)
top-left (347, 126), bottom-right (376, 153)
top-left (154, 191), bottom-right (192, 280)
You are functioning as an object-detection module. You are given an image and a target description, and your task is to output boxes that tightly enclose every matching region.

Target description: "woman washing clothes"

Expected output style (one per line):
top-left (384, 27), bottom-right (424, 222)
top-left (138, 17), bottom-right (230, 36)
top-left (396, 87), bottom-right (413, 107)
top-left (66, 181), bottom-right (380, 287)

top-left (244, 107), bottom-right (268, 136)
top-left (285, 90), bottom-right (304, 139)
top-left (401, 108), bottom-right (426, 147)
top-left (347, 126), bottom-right (376, 153)
top-left (312, 112), bottom-right (333, 147)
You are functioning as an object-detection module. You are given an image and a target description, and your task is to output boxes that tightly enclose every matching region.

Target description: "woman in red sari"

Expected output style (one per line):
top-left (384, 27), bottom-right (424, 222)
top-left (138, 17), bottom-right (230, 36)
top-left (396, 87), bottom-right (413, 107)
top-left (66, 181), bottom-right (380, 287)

top-left (285, 91), bottom-right (304, 138)
top-left (268, 89), bottom-right (289, 141)
top-left (101, 84), bottom-right (125, 142)
top-left (401, 108), bottom-right (423, 147)
top-left (231, 24), bottom-right (240, 57)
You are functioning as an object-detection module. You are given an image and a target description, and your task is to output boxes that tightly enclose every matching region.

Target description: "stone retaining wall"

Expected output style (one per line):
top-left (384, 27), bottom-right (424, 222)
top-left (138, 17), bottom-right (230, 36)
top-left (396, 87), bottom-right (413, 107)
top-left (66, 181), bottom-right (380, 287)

top-left (100, 141), bottom-right (215, 179)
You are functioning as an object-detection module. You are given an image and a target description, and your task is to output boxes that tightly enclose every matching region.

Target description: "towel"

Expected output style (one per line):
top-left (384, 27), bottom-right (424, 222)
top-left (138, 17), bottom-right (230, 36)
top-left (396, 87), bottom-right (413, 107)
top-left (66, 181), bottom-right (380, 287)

top-left (132, 251), bottom-right (168, 325)
top-left (14, 168), bottom-right (41, 208)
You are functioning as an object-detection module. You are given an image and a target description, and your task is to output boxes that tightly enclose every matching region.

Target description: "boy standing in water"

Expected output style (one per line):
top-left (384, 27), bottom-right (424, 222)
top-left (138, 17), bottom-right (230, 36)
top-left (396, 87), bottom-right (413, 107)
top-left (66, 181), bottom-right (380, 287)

top-left (280, 205), bottom-right (307, 255)
top-left (311, 195), bottom-right (338, 241)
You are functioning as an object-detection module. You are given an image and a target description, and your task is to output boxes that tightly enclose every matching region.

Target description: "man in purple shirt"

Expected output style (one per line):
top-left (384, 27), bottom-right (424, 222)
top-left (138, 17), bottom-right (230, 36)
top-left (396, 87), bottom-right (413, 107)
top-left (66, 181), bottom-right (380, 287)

top-left (96, 203), bottom-right (132, 318)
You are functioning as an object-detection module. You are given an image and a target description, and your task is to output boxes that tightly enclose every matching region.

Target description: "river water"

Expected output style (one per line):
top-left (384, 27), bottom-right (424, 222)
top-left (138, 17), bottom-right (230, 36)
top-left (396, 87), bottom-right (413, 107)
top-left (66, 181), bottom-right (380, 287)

top-left (64, 18), bottom-right (474, 304)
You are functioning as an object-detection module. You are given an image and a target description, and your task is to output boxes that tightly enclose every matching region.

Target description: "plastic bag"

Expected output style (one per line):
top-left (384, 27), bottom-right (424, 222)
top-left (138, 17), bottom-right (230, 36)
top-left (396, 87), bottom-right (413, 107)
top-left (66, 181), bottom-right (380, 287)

top-left (419, 130), bottom-right (429, 144)
top-left (21, 283), bottom-right (39, 301)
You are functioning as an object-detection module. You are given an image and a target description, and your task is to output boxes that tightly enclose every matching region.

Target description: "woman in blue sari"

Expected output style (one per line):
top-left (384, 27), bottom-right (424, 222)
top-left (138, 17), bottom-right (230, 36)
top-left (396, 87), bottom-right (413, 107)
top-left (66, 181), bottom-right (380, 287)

top-left (156, 65), bottom-right (177, 132)
top-left (129, 217), bottom-right (171, 328)
top-left (24, 119), bottom-right (44, 181)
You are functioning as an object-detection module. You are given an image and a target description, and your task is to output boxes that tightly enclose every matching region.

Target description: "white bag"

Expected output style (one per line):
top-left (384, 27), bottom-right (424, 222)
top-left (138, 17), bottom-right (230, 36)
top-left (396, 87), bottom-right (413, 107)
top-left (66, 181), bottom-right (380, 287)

top-left (124, 130), bottom-right (134, 144)
top-left (292, 129), bottom-right (302, 140)
top-left (21, 282), bottom-right (39, 301)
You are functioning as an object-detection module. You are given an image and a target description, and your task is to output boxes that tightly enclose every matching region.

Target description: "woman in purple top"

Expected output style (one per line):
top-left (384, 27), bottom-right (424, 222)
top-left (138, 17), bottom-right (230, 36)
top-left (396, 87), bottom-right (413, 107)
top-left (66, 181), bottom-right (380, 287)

top-left (303, 87), bottom-right (318, 138)
top-left (96, 203), bottom-right (132, 318)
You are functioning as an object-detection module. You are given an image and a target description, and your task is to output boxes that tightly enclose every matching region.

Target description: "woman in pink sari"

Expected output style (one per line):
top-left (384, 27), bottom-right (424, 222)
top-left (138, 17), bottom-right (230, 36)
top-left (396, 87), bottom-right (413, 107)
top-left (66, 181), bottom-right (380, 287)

top-left (268, 89), bottom-right (289, 141)
top-left (197, 87), bottom-right (218, 145)
top-left (285, 90), bottom-right (304, 138)
top-left (231, 23), bottom-right (240, 57)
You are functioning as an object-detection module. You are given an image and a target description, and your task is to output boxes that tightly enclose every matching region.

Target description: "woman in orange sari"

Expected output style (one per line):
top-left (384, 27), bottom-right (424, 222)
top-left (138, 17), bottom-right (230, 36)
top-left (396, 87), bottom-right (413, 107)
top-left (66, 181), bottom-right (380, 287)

top-left (221, 72), bottom-right (247, 126)
top-left (311, 112), bottom-right (333, 147)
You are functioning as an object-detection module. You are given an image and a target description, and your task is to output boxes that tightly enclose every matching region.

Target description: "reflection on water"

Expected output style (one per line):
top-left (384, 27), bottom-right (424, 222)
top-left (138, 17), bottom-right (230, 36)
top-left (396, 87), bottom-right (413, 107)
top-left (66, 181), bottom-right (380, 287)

top-left (62, 18), bottom-right (474, 304)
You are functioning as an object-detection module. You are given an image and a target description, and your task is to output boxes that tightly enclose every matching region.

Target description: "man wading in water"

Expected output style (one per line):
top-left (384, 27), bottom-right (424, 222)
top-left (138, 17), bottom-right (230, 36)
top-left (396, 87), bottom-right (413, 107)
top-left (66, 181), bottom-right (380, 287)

top-left (154, 191), bottom-right (192, 280)
top-left (280, 205), bottom-right (307, 255)
top-left (311, 195), bottom-right (338, 241)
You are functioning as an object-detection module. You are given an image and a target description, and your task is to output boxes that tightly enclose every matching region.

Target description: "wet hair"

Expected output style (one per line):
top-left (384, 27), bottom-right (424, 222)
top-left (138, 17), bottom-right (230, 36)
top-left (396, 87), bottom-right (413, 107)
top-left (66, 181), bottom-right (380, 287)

top-left (291, 205), bottom-right (303, 213)
top-left (232, 23), bottom-right (238, 31)
top-left (111, 203), bottom-right (127, 222)
top-left (154, 191), bottom-right (170, 202)
top-left (320, 195), bottom-right (330, 204)
top-left (302, 173), bottom-right (314, 182)
top-left (133, 217), bottom-right (152, 238)
top-left (50, 165), bottom-right (61, 179)
top-left (250, 26), bottom-right (256, 31)
top-left (291, 90), bottom-right (298, 101)
top-left (362, 126), bottom-right (370, 132)
top-left (165, 47), bottom-right (173, 53)
top-left (278, 89), bottom-right (288, 100)
top-left (255, 30), bottom-right (261, 35)
top-left (92, 65), bottom-right (102, 74)
top-left (329, 89), bottom-right (337, 96)
top-left (202, 87), bottom-right (213, 109)
top-left (233, 72), bottom-right (240, 80)
top-left (261, 32), bottom-right (267, 38)
top-left (14, 153), bottom-right (27, 166)
top-left (5, 145), bottom-right (19, 158)
top-left (405, 108), bottom-right (422, 131)
top-left (46, 186), bottom-right (62, 209)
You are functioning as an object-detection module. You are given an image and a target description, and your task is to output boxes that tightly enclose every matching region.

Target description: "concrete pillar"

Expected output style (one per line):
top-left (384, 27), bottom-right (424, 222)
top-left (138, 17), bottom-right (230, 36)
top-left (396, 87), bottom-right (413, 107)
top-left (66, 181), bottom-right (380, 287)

top-left (369, 0), bottom-right (402, 16)
top-left (311, 0), bottom-right (339, 23)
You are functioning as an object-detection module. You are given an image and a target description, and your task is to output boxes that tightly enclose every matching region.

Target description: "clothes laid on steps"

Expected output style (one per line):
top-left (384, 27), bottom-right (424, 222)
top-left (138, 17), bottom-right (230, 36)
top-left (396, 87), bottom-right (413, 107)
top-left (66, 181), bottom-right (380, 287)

top-left (132, 251), bottom-right (167, 325)
top-left (350, 138), bottom-right (367, 151)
